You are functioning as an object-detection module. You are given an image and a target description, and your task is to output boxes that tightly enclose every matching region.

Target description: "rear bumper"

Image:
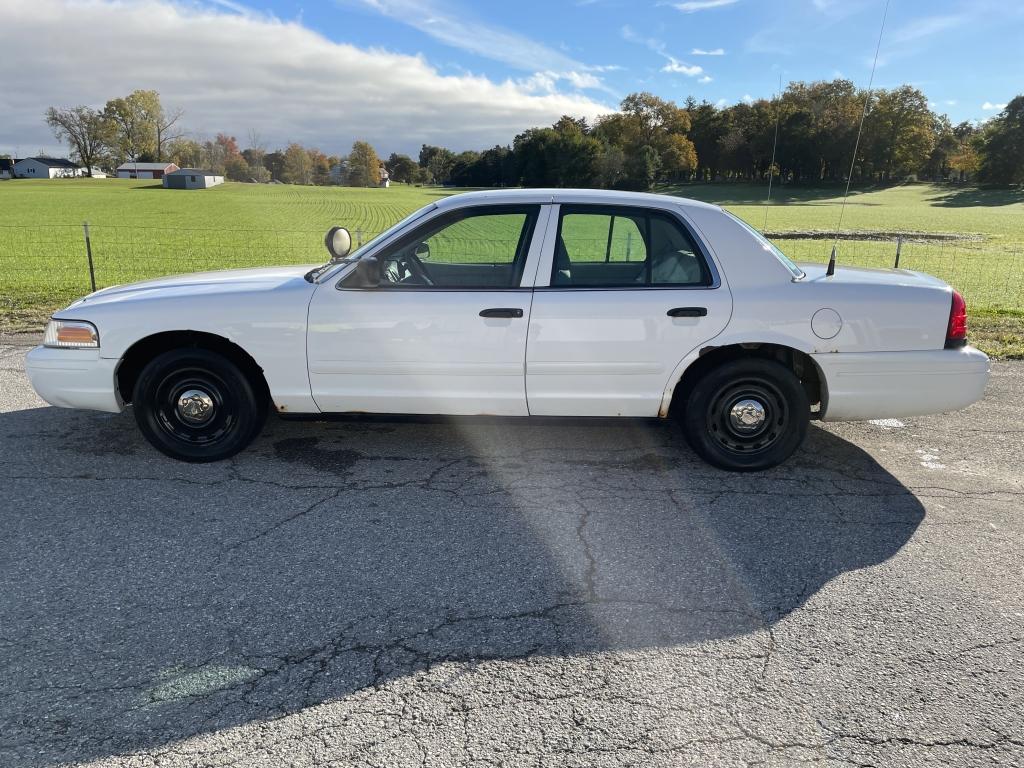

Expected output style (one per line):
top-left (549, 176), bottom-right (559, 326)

top-left (814, 346), bottom-right (990, 421)
top-left (25, 346), bottom-right (122, 413)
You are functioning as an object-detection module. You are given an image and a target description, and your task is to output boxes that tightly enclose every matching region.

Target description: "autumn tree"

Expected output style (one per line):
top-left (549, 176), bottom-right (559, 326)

top-left (102, 90), bottom-right (161, 163)
top-left (282, 142), bottom-right (313, 184)
top-left (44, 106), bottom-right (110, 175)
top-left (346, 140), bottom-right (381, 187)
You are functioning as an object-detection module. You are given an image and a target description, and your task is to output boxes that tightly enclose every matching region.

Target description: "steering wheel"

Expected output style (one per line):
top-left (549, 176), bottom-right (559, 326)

top-left (400, 248), bottom-right (433, 286)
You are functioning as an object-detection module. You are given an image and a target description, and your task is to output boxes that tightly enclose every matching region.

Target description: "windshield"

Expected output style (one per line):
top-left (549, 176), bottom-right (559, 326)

top-left (726, 211), bottom-right (805, 279)
top-left (306, 202), bottom-right (438, 282)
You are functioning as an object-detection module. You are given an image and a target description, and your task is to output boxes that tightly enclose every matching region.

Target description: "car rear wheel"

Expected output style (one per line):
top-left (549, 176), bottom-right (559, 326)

top-left (132, 348), bottom-right (265, 462)
top-left (682, 358), bottom-right (809, 472)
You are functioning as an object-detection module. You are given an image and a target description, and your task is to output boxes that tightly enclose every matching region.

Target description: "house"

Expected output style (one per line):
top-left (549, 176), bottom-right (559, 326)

top-left (162, 168), bottom-right (224, 189)
top-left (380, 165), bottom-right (390, 188)
top-left (13, 157), bottom-right (87, 178)
top-left (0, 158), bottom-right (16, 180)
top-left (116, 161), bottom-right (179, 180)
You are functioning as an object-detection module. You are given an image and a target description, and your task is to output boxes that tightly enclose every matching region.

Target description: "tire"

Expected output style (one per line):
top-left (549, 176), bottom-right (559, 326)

top-left (132, 348), bottom-right (266, 462)
top-left (681, 358), bottom-right (809, 472)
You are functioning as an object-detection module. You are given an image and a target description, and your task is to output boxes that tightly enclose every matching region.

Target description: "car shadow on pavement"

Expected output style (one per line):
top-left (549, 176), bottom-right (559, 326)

top-left (0, 407), bottom-right (924, 767)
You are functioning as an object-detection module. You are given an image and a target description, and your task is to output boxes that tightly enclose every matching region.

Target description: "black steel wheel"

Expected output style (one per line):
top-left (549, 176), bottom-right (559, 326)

top-left (682, 358), bottom-right (809, 471)
top-left (132, 348), bottom-right (265, 462)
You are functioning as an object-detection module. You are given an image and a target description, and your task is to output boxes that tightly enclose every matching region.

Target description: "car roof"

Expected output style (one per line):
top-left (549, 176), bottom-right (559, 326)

top-left (432, 188), bottom-right (721, 213)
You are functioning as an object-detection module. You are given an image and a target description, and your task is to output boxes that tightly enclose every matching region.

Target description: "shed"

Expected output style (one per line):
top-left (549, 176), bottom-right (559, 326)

top-left (162, 168), bottom-right (225, 189)
top-left (116, 161), bottom-right (179, 180)
top-left (0, 158), bottom-right (15, 180)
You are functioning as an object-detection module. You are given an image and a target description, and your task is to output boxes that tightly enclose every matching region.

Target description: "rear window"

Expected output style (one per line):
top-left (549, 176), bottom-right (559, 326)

top-left (726, 212), bottom-right (805, 279)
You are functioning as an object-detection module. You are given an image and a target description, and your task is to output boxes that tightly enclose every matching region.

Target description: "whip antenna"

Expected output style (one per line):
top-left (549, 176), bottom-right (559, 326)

top-left (763, 73), bottom-right (783, 232)
top-left (828, 0), bottom-right (890, 277)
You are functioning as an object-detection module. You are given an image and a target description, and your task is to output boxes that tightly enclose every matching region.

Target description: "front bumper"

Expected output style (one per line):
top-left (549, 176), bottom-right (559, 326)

top-left (25, 346), bottom-right (122, 413)
top-left (814, 345), bottom-right (990, 421)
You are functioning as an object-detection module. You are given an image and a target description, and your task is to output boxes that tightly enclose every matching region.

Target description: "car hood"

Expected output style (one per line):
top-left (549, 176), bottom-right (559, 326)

top-left (796, 262), bottom-right (950, 290)
top-left (64, 265), bottom-right (319, 309)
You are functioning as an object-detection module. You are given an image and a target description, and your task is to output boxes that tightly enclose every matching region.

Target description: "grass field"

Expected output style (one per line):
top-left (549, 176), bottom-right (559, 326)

top-left (2, 178), bottom-right (1021, 355)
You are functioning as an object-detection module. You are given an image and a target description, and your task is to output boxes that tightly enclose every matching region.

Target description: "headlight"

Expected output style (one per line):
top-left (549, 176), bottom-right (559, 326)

top-left (43, 319), bottom-right (99, 349)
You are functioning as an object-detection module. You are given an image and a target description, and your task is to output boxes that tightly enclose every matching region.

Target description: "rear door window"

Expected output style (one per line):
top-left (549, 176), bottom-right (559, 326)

top-left (552, 206), bottom-right (711, 287)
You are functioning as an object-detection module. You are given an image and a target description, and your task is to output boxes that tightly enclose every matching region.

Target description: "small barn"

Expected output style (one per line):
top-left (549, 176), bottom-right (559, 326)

top-left (13, 157), bottom-right (87, 178)
top-left (162, 168), bottom-right (225, 189)
top-left (0, 158), bottom-right (15, 180)
top-left (116, 161), bottom-right (179, 180)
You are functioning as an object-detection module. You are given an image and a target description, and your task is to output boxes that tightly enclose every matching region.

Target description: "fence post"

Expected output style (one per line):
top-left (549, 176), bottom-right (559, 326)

top-left (894, 235), bottom-right (902, 269)
top-left (82, 221), bottom-right (96, 293)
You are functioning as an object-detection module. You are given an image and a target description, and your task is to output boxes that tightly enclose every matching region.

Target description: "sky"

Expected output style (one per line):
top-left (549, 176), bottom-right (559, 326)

top-left (1, 0), bottom-right (1021, 159)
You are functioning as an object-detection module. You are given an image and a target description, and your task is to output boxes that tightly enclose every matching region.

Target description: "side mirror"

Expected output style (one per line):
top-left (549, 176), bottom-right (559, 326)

top-left (342, 257), bottom-right (380, 288)
top-left (414, 242), bottom-right (430, 260)
top-left (324, 226), bottom-right (352, 261)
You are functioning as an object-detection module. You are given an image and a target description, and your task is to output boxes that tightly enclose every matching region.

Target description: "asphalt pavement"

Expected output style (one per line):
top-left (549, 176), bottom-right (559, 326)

top-left (1, 338), bottom-right (1022, 767)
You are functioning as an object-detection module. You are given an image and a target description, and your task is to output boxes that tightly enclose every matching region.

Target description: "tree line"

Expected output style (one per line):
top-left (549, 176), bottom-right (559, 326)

top-left (43, 82), bottom-right (1024, 187)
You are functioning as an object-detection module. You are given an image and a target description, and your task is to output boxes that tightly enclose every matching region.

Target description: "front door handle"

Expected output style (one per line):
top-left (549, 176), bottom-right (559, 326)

top-left (667, 307), bottom-right (708, 318)
top-left (479, 308), bottom-right (524, 318)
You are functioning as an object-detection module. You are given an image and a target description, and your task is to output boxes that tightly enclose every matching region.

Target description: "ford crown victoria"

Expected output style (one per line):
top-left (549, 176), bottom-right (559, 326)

top-left (26, 189), bottom-right (990, 470)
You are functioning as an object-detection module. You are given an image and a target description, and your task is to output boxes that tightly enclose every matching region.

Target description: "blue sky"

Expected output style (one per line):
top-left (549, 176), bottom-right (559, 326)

top-left (2, 0), bottom-right (1021, 157)
top-left (265, 0), bottom-right (1020, 123)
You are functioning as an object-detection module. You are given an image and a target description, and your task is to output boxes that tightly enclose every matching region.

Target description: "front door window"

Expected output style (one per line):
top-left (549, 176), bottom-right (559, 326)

top-left (376, 205), bottom-right (540, 289)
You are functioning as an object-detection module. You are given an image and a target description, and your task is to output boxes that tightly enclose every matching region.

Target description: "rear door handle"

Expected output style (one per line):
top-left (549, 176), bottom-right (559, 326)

top-left (479, 308), bottom-right (524, 318)
top-left (667, 307), bottom-right (708, 318)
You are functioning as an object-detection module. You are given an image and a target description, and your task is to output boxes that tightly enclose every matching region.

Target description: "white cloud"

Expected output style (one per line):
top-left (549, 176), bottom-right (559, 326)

top-left (742, 94), bottom-right (754, 104)
top-left (672, 0), bottom-right (738, 12)
top-left (0, 0), bottom-right (615, 157)
top-left (691, 47), bottom-right (725, 56)
top-left (347, 0), bottom-right (608, 83)
top-left (982, 101), bottom-right (1007, 110)
top-left (698, 75), bottom-right (713, 84)
top-left (715, 98), bottom-right (728, 108)
top-left (623, 26), bottom-right (709, 79)
top-left (944, 99), bottom-right (957, 106)
top-left (661, 59), bottom-right (704, 77)
top-left (889, 15), bottom-right (964, 44)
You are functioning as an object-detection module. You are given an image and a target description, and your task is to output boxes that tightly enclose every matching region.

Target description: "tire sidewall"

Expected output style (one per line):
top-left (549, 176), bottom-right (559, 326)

top-left (682, 358), bottom-right (809, 472)
top-left (132, 348), bottom-right (263, 462)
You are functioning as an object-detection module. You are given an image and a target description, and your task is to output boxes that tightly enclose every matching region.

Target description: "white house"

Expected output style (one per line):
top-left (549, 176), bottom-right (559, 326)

top-left (13, 157), bottom-right (88, 178)
top-left (162, 168), bottom-right (225, 189)
top-left (116, 161), bottom-right (179, 180)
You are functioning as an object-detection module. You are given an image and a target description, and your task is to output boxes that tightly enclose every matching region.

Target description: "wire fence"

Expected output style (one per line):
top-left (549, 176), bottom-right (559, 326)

top-left (1, 223), bottom-right (1022, 329)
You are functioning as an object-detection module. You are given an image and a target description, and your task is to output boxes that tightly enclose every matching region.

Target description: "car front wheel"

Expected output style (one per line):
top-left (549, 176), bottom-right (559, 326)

top-left (132, 348), bottom-right (266, 462)
top-left (682, 358), bottom-right (809, 472)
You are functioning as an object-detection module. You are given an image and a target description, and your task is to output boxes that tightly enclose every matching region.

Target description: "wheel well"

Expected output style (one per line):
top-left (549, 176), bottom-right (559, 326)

top-left (116, 331), bottom-right (271, 406)
top-left (668, 343), bottom-right (824, 418)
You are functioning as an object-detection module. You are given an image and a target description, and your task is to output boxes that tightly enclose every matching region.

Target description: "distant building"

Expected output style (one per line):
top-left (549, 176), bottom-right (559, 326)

top-left (0, 158), bottom-right (15, 180)
top-left (13, 157), bottom-right (87, 178)
top-left (116, 161), bottom-right (179, 180)
top-left (162, 168), bottom-right (225, 190)
top-left (380, 165), bottom-right (390, 188)
top-left (329, 161), bottom-right (348, 185)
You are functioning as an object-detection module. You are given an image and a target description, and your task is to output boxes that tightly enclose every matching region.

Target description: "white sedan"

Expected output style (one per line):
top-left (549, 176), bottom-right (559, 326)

top-left (26, 189), bottom-right (990, 471)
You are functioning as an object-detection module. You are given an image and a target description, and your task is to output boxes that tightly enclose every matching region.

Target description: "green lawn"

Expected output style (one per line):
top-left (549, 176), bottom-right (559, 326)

top-left (2, 179), bottom-right (1021, 356)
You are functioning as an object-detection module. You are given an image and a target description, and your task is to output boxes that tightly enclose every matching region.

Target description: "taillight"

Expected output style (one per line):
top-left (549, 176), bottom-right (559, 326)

top-left (945, 290), bottom-right (967, 348)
